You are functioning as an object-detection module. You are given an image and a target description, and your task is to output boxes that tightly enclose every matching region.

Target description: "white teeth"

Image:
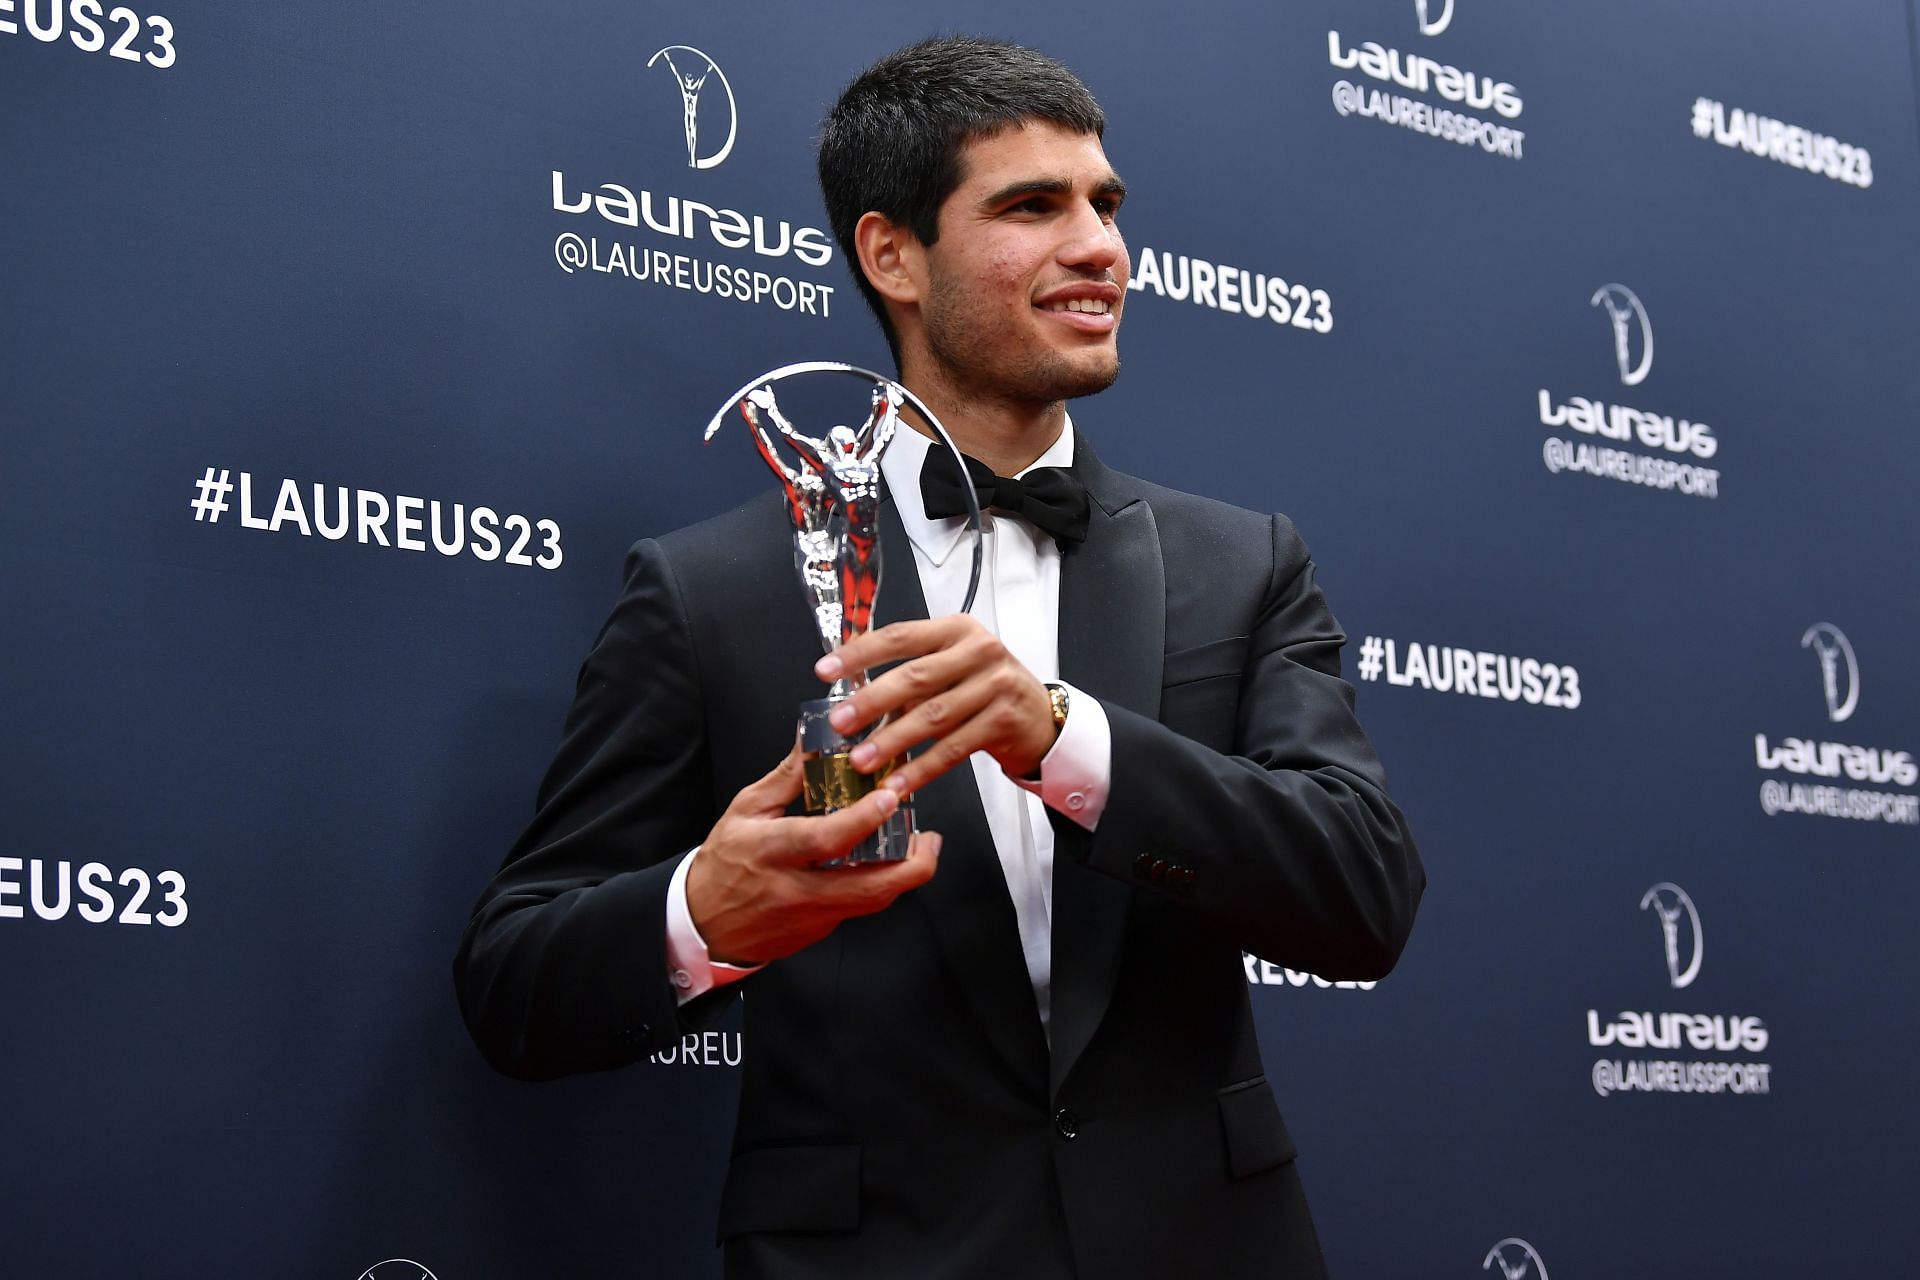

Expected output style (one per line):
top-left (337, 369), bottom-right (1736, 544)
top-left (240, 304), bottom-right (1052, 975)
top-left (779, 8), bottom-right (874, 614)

top-left (1049, 298), bottom-right (1110, 314)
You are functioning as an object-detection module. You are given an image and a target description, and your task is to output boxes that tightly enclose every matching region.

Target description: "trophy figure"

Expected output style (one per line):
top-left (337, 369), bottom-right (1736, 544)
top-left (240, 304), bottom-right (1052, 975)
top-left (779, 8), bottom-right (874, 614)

top-left (706, 363), bottom-right (981, 864)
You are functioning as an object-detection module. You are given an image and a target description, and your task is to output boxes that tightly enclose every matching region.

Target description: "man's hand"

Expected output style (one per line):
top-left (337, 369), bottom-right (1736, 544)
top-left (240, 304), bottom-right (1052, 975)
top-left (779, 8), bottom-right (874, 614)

top-left (687, 741), bottom-right (941, 966)
top-left (816, 615), bottom-right (1058, 797)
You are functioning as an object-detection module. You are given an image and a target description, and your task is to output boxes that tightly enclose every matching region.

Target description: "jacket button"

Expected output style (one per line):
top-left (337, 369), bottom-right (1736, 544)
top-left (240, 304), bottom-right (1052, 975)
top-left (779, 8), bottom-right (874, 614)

top-left (1171, 866), bottom-right (1197, 893)
top-left (1149, 859), bottom-right (1168, 884)
top-left (1132, 852), bottom-right (1154, 879)
top-left (1053, 1108), bottom-right (1079, 1141)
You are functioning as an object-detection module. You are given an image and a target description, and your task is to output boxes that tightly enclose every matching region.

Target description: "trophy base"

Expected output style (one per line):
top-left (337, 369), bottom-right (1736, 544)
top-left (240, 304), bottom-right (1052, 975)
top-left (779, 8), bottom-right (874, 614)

top-left (798, 695), bottom-right (913, 865)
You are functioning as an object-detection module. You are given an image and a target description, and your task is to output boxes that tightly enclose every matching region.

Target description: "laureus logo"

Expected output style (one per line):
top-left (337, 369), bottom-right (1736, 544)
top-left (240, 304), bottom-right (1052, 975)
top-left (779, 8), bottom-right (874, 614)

top-left (1801, 622), bottom-right (1860, 724)
top-left (1483, 1237), bottom-right (1549, 1280)
top-left (647, 45), bottom-right (738, 170)
top-left (357, 1262), bottom-right (438, 1280)
top-left (1639, 882), bottom-right (1703, 990)
top-left (1590, 283), bottom-right (1653, 386)
top-left (1416, 0), bottom-right (1455, 36)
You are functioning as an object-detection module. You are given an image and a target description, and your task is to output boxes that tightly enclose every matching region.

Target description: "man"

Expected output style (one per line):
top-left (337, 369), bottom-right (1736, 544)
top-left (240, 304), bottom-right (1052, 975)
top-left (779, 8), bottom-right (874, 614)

top-left (456, 36), bottom-right (1423, 1279)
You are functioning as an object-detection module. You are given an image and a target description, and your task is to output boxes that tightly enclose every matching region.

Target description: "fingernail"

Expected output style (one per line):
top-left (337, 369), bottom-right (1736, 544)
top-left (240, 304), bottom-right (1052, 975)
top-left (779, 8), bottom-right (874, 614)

top-left (815, 655), bottom-right (843, 679)
top-left (850, 743), bottom-right (875, 768)
top-left (884, 773), bottom-right (908, 794)
top-left (829, 704), bottom-right (856, 731)
top-left (873, 789), bottom-right (898, 816)
top-left (926, 834), bottom-right (943, 857)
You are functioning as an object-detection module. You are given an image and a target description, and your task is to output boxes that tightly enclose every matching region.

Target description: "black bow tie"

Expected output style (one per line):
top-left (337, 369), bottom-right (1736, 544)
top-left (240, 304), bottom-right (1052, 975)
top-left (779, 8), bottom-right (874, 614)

top-left (920, 449), bottom-right (1091, 547)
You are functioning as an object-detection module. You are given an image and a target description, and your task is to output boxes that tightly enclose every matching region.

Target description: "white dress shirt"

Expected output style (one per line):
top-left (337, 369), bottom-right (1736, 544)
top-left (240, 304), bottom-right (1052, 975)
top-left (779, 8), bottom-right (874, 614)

top-left (665, 416), bottom-right (1113, 1031)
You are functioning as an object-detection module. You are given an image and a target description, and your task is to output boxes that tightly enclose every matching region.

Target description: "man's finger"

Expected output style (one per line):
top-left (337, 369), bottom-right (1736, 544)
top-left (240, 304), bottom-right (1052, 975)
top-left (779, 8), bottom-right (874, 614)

top-left (823, 832), bottom-right (942, 916)
top-left (848, 668), bottom-right (998, 773)
top-left (828, 644), bottom-right (981, 741)
top-left (816, 617), bottom-right (970, 686)
top-left (876, 717), bottom-right (999, 799)
top-left (732, 737), bottom-right (807, 816)
top-left (765, 786), bottom-right (907, 867)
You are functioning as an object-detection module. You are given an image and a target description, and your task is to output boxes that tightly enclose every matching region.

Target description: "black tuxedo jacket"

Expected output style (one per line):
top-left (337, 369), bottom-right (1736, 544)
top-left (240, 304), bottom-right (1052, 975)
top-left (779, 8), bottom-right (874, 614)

top-left (455, 434), bottom-right (1423, 1279)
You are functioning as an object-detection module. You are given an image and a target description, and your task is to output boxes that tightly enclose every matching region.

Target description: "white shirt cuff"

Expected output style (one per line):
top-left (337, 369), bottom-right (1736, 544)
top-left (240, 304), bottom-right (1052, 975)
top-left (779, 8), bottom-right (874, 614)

top-left (1013, 681), bottom-right (1110, 830)
top-left (665, 847), bottom-right (762, 1006)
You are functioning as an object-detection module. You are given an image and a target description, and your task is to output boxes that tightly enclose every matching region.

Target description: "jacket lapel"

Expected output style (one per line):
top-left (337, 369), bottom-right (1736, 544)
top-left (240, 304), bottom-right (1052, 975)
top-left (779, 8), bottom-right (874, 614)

top-left (1048, 437), bottom-right (1165, 1098)
top-left (877, 498), bottom-right (1049, 1084)
top-left (877, 435), bottom-right (1168, 1098)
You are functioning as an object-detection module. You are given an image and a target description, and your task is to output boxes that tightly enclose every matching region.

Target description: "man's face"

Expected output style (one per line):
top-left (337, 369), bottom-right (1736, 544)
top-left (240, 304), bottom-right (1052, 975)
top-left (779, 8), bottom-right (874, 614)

top-left (911, 121), bottom-right (1129, 407)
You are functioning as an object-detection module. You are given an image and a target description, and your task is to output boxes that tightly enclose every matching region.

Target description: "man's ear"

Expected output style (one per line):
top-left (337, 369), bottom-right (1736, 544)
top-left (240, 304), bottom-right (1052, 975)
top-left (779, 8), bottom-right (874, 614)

top-left (854, 211), bottom-right (923, 308)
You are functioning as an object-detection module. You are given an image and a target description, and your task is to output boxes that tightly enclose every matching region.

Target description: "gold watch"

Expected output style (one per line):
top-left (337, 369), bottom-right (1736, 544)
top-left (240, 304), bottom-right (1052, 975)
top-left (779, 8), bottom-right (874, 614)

top-left (1044, 681), bottom-right (1070, 736)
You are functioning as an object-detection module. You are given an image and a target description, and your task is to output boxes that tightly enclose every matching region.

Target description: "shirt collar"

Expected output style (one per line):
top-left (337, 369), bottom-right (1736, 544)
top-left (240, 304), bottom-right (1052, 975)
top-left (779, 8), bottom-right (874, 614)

top-left (880, 413), bottom-right (1078, 568)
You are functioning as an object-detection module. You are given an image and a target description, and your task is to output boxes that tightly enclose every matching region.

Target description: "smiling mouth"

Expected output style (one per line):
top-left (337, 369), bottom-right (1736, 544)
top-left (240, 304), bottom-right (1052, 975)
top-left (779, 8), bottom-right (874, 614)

top-left (1040, 298), bottom-right (1113, 315)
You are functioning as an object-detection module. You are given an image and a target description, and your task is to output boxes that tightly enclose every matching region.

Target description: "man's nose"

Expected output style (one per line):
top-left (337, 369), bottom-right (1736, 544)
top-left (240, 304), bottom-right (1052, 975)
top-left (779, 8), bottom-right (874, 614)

top-left (1058, 204), bottom-right (1124, 273)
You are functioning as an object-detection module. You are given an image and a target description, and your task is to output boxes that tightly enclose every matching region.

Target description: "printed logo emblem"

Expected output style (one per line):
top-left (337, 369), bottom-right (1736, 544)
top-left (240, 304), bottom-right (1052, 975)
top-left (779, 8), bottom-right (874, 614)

top-left (647, 45), bottom-right (737, 169)
top-left (1532, 283), bottom-right (1717, 499)
top-left (1483, 1238), bottom-right (1549, 1280)
top-left (1752, 624), bottom-right (1913, 824)
top-left (1801, 622), bottom-right (1859, 724)
top-left (1416, 0), bottom-right (1455, 36)
top-left (1588, 882), bottom-right (1772, 1095)
top-left (1590, 283), bottom-right (1653, 386)
top-left (357, 1262), bottom-right (438, 1280)
top-left (1326, 1), bottom-right (1524, 160)
top-left (1639, 882), bottom-right (1703, 990)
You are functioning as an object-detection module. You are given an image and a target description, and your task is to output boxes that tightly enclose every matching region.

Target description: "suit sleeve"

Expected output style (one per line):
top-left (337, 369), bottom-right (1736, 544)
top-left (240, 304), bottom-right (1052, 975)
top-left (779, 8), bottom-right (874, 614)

top-left (453, 538), bottom-right (738, 1080)
top-left (1053, 514), bottom-right (1424, 982)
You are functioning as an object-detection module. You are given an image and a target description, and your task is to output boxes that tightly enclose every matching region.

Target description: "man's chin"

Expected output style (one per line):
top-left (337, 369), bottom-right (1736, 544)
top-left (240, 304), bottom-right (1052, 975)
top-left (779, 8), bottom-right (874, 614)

top-left (1058, 356), bottom-right (1121, 401)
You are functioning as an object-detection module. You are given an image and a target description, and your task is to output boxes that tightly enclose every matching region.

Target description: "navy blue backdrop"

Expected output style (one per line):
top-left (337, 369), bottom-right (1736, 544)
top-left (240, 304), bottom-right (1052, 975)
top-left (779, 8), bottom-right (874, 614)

top-left (4, 1), bottom-right (1917, 1275)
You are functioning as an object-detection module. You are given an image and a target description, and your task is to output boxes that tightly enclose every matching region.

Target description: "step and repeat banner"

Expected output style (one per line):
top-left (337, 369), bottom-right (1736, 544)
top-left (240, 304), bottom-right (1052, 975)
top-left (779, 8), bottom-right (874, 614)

top-left (4, 1), bottom-right (1917, 1275)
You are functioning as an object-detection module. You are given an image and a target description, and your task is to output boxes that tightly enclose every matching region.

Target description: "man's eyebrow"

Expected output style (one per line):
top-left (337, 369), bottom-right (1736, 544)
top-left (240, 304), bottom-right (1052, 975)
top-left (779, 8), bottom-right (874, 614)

top-left (978, 174), bottom-right (1130, 208)
top-left (979, 177), bottom-right (1071, 208)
